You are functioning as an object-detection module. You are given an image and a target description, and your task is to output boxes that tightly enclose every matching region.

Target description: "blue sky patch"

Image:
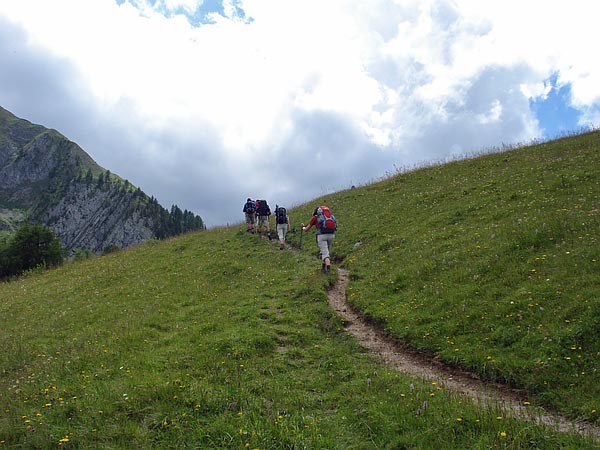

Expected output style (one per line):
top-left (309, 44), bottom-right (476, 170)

top-left (530, 73), bottom-right (581, 139)
top-left (116, 0), bottom-right (250, 26)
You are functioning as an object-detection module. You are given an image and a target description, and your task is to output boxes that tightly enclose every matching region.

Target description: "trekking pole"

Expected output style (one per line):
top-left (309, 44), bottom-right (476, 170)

top-left (297, 224), bottom-right (303, 263)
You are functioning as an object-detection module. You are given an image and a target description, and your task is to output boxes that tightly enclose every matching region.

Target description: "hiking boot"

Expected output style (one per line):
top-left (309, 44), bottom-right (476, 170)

top-left (322, 263), bottom-right (326, 273)
top-left (326, 265), bottom-right (331, 274)
top-left (280, 243), bottom-right (284, 250)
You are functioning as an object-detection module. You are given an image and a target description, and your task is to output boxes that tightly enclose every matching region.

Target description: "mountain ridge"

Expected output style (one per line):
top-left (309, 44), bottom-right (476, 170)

top-left (0, 106), bottom-right (204, 253)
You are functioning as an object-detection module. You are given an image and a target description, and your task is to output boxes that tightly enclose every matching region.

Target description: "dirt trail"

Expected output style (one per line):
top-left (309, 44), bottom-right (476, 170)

top-left (328, 268), bottom-right (600, 441)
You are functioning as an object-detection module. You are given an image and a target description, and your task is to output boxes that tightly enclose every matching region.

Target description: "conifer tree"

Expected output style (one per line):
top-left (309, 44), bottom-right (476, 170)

top-left (0, 224), bottom-right (64, 278)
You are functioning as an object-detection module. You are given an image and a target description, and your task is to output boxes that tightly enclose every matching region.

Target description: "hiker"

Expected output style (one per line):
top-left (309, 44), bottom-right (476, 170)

top-left (256, 199), bottom-right (272, 237)
top-left (274, 205), bottom-right (290, 250)
top-left (301, 205), bottom-right (337, 273)
top-left (243, 198), bottom-right (256, 232)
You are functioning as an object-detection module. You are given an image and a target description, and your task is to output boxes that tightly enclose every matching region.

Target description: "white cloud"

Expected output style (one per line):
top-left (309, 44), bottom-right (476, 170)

top-left (164, 0), bottom-right (203, 15)
top-left (1, 0), bottom-right (599, 225)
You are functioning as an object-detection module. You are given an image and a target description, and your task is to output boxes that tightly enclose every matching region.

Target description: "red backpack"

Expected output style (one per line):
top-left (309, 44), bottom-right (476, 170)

top-left (316, 206), bottom-right (337, 233)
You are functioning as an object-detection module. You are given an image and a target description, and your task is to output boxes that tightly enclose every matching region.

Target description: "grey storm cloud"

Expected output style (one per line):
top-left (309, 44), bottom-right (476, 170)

top-left (277, 110), bottom-right (396, 188)
top-left (407, 65), bottom-right (540, 162)
top-left (0, 17), bottom-right (96, 139)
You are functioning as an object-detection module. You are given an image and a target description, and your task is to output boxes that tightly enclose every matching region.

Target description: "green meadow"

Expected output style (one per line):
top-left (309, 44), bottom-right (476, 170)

top-left (1, 131), bottom-right (599, 449)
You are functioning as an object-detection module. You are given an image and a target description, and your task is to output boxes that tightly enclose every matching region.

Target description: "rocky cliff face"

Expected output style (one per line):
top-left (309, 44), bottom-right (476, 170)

top-left (0, 106), bottom-right (203, 254)
top-left (37, 182), bottom-right (158, 254)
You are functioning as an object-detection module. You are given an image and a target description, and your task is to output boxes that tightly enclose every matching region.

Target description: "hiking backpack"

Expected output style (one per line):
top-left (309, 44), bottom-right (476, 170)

top-left (275, 206), bottom-right (287, 224)
top-left (256, 200), bottom-right (270, 216)
top-left (316, 206), bottom-right (336, 233)
top-left (244, 200), bottom-right (256, 215)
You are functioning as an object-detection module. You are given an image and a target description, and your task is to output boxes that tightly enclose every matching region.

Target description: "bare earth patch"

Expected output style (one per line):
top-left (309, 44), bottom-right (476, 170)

top-left (328, 268), bottom-right (600, 441)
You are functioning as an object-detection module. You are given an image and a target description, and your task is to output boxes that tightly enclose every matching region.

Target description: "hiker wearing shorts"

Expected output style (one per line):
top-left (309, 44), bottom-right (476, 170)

top-left (256, 199), bottom-right (272, 237)
top-left (243, 198), bottom-right (256, 232)
top-left (302, 205), bottom-right (337, 273)
top-left (274, 205), bottom-right (289, 250)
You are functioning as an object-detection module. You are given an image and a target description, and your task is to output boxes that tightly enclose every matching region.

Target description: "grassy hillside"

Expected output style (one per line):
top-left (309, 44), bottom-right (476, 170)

top-left (1, 131), bottom-right (599, 449)
top-left (287, 129), bottom-right (600, 422)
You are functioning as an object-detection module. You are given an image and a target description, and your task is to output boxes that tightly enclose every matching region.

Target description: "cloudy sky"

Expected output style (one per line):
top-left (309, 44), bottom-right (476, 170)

top-left (1, 0), bottom-right (599, 226)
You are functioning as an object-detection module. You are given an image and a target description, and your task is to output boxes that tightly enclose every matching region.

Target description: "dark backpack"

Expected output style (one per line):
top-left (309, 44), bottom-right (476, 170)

top-left (244, 201), bottom-right (255, 215)
top-left (257, 200), bottom-right (270, 216)
top-left (275, 206), bottom-right (287, 224)
top-left (316, 206), bottom-right (336, 233)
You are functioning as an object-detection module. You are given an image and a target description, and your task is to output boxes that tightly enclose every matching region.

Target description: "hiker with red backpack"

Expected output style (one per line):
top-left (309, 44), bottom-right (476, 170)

top-left (301, 205), bottom-right (337, 273)
top-left (255, 199), bottom-right (272, 238)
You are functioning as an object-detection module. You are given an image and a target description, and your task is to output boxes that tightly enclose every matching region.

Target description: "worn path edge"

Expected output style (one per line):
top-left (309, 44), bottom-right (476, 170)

top-left (328, 268), bottom-right (600, 441)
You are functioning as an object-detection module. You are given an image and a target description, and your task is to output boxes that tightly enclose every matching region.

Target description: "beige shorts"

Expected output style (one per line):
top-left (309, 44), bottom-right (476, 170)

top-left (258, 215), bottom-right (270, 228)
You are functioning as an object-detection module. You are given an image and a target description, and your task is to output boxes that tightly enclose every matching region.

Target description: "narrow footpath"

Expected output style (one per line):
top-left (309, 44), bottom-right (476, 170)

top-left (328, 268), bottom-right (600, 441)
